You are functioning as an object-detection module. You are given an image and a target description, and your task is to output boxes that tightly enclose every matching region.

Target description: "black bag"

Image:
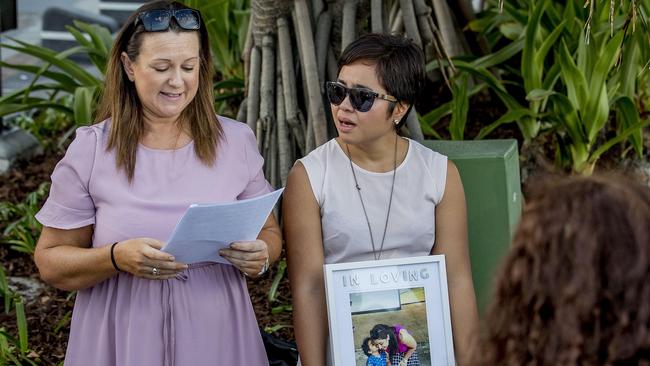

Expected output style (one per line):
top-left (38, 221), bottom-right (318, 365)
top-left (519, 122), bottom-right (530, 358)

top-left (260, 328), bottom-right (299, 366)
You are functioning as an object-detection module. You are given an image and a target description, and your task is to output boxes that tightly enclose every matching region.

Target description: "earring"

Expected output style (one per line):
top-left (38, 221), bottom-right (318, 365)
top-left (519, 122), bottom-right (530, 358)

top-left (393, 119), bottom-right (399, 125)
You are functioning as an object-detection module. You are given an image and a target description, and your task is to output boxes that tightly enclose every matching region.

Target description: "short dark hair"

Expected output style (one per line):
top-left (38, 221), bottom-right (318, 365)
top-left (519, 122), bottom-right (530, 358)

top-left (337, 33), bottom-right (425, 126)
top-left (361, 337), bottom-right (373, 356)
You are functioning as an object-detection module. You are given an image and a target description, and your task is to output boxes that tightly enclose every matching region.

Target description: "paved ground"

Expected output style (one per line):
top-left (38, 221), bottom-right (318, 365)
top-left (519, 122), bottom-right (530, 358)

top-left (1, 0), bottom-right (105, 95)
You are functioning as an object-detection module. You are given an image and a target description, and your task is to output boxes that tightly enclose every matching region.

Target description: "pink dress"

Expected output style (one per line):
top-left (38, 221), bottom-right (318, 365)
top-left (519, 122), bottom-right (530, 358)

top-left (36, 117), bottom-right (271, 366)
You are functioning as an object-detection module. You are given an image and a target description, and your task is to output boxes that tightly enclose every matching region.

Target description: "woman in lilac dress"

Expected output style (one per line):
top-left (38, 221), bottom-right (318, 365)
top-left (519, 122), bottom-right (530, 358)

top-left (33, 1), bottom-right (280, 365)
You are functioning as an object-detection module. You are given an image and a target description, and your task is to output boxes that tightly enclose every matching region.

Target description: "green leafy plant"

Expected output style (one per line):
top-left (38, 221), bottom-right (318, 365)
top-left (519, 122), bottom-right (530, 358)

top-left (10, 107), bottom-right (74, 150)
top-left (264, 324), bottom-right (293, 334)
top-left (0, 266), bottom-right (12, 314)
top-left (0, 21), bottom-right (110, 127)
top-left (267, 258), bottom-right (286, 303)
top-left (0, 21), bottom-right (111, 151)
top-left (213, 77), bottom-right (245, 117)
top-left (183, 0), bottom-right (249, 117)
top-left (430, 0), bottom-right (650, 173)
top-left (267, 259), bottom-right (292, 316)
top-left (1, 183), bottom-right (50, 255)
top-left (0, 296), bottom-right (39, 366)
top-left (183, 0), bottom-right (250, 80)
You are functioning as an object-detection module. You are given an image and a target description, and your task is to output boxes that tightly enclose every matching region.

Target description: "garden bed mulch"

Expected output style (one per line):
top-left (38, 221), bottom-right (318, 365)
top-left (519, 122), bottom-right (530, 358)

top-left (0, 151), bottom-right (294, 365)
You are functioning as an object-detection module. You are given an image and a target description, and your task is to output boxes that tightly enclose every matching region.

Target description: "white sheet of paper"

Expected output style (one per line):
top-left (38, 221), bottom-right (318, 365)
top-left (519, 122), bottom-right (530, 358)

top-left (162, 188), bottom-right (284, 264)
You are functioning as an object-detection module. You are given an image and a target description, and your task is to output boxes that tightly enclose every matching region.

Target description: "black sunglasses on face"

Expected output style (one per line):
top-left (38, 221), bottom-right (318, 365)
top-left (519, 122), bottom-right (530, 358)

top-left (134, 9), bottom-right (201, 32)
top-left (325, 81), bottom-right (397, 112)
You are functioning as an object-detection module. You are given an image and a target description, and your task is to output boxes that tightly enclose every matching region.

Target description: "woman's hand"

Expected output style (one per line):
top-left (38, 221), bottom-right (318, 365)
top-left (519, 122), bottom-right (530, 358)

top-left (113, 238), bottom-right (187, 280)
top-left (398, 359), bottom-right (407, 366)
top-left (219, 239), bottom-right (269, 278)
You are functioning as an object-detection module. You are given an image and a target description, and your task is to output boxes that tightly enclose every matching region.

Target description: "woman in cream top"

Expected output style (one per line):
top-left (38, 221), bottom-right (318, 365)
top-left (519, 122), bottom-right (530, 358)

top-left (284, 34), bottom-right (479, 366)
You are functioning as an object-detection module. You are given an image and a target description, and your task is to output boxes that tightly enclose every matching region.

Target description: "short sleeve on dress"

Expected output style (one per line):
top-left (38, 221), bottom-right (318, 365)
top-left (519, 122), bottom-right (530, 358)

top-left (238, 125), bottom-right (272, 199)
top-left (35, 126), bottom-right (97, 229)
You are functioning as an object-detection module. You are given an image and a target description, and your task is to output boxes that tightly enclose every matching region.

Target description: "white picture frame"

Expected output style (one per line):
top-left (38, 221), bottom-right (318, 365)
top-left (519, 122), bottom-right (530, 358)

top-left (324, 255), bottom-right (455, 366)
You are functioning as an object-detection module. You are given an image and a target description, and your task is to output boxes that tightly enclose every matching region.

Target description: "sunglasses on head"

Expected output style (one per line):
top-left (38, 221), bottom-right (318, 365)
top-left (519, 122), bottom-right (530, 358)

top-left (325, 81), bottom-right (397, 112)
top-left (134, 9), bottom-right (201, 32)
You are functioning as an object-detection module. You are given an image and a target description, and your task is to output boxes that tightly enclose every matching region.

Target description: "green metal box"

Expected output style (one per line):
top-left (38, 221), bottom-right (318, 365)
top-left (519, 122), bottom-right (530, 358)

top-left (422, 139), bottom-right (522, 313)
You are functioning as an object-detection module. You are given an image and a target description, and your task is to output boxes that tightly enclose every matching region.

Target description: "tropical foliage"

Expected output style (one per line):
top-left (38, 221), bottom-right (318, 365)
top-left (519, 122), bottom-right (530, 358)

top-left (0, 182), bottom-right (49, 255)
top-left (0, 21), bottom-right (109, 143)
top-left (183, 0), bottom-right (251, 116)
top-left (426, 0), bottom-right (650, 173)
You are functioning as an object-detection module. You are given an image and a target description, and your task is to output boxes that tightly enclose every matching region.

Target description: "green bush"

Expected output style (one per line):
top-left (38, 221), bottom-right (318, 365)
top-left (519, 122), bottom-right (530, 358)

top-left (428, 0), bottom-right (650, 173)
top-left (0, 295), bottom-right (38, 366)
top-left (0, 183), bottom-right (49, 255)
top-left (183, 0), bottom-right (249, 117)
top-left (0, 21), bottom-right (110, 146)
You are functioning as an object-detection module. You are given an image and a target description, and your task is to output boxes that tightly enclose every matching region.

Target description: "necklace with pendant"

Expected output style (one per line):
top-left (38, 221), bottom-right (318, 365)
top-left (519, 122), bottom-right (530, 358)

top-left (345, 134), bottom-right (398, 260)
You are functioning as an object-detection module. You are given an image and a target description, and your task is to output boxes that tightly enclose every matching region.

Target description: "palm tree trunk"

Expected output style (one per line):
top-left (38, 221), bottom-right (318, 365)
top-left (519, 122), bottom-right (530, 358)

top-left (457, 0), bottom-right (477, 24)
top-left (341, 0), bottom-right (359, 51)
top-left (242, 17), bottom-right (254, 84)
top-left (294, 0), bottom-right (328, 147)
top-left (371, 0), bottom-right (384, 33)
top-left (312, 0), bottom-right (325, 20)
top-left (430, 0), bottom-right (466, 57)
top-left (245, 0), bottom-right (479, 163)
top-left (277, 17), bottom-right (306, 154)
top-left (391, 8), bottom-right (403, 33)
top-left (414, 0), bottom-right (434, 45)
top-left (389, 0), bottom-right (400, 27)
top-left (400, 0), bottom-right (422, 48)
top-left (246, 46), bottom-right (261, 132)
top-left (259, 35), bottom-right (275, 149)
top-left (327, 47), bottom-right (338, 82)
top-left (237, 98), bottom-right (247, 124)
top-left (405, 107), bottom-right (424, 142)
top-left (276, 56), bottom-right (291, 186)
top-left (315, 11), bottom-right (333, 83)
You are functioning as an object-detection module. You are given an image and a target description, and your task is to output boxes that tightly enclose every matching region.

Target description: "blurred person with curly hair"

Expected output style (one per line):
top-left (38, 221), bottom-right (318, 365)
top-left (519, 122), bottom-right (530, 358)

top-left (472, 174), bottom-right (650, 365)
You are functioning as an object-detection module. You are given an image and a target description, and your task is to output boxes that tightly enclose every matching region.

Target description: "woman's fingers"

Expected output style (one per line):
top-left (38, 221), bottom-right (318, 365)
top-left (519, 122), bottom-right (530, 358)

top-left (220, 241), bottom-right (267, 262)
top-left (115, 238), bottom-right (187, 280)
top-left (140, 259), bottom-right (187, 273)
top-left (136, 265), bottom-right (180, 277)
top-left (221, 240), bottom-right (266, 259)
top-left (219, 240), bottom-right (269, 277)
top-left (219, 248), bottom-right (266, 262)
top-left (142, 240), bottom-right (176, 261)
top-left (229, 240), bottom-right (266, 252)
top-left (221, 255), bottom-right (265, 271)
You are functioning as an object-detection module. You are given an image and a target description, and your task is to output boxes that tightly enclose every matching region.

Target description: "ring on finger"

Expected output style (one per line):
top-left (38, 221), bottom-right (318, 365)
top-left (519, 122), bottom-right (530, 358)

top-left (152, 267), bottom-right (159, 276)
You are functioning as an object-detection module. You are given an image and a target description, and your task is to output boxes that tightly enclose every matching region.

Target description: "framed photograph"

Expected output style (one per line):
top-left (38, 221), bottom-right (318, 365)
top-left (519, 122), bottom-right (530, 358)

top-left (324, 255), bottom-right (455, 366)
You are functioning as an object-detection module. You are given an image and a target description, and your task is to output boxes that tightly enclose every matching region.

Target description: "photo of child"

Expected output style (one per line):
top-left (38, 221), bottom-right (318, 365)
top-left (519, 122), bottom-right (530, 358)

top-left (371, 324), bottom-right (420, 366)
top-left (361, 337), bottom-right (391, 366)
top-left (351, 287), bottom-right (431, 366)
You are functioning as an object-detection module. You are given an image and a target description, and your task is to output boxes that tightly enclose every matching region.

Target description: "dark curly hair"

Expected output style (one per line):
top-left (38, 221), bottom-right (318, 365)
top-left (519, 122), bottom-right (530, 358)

top-left (473, 174), bottom-right (650, 365)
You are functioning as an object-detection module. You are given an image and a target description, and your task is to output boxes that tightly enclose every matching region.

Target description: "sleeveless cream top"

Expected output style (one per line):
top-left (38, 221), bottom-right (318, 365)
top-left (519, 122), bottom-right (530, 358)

top-left (299, 138), bottom-right (448, 264)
